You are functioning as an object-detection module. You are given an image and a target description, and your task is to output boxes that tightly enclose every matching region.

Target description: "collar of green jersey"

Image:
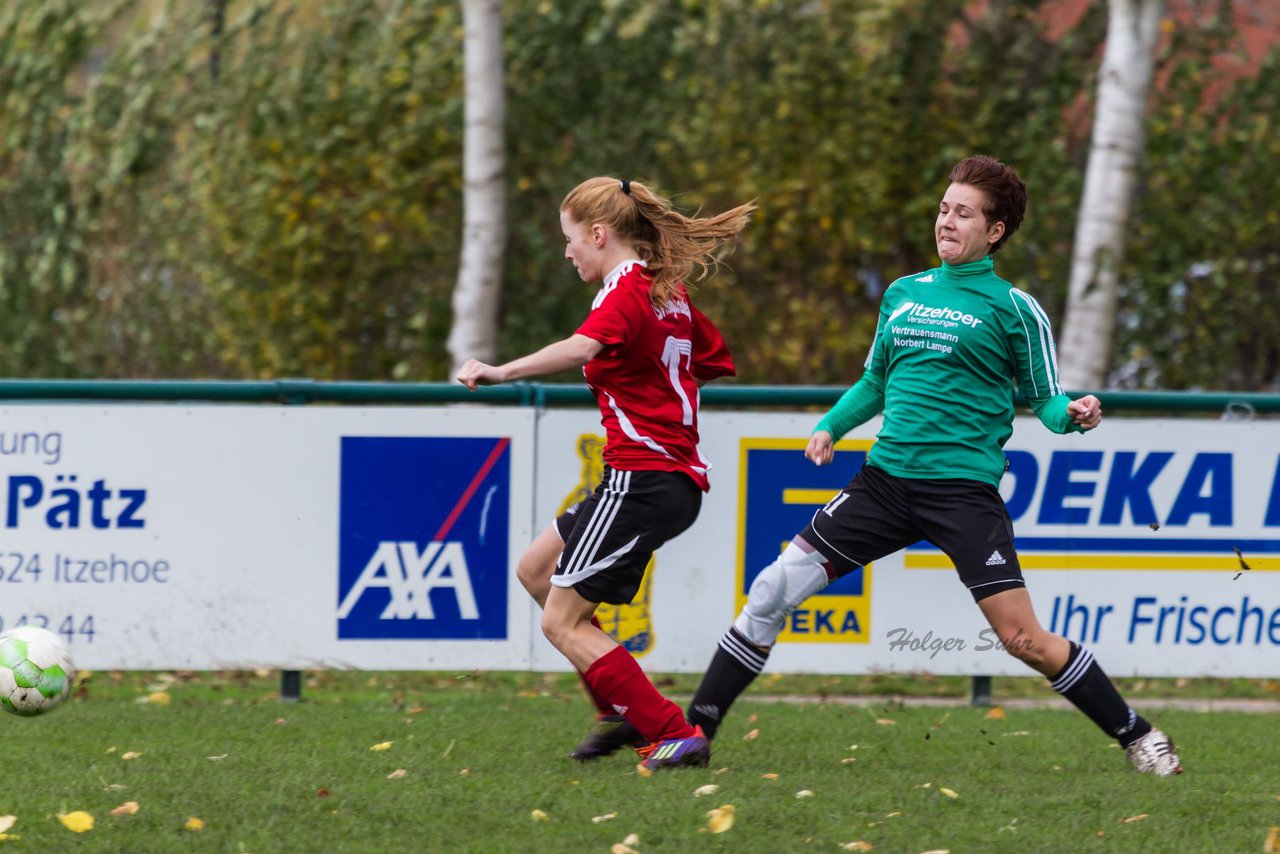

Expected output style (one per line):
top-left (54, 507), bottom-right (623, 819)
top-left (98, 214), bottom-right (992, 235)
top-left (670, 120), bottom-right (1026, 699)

top-left (938, 255), bottom-right (995, 281)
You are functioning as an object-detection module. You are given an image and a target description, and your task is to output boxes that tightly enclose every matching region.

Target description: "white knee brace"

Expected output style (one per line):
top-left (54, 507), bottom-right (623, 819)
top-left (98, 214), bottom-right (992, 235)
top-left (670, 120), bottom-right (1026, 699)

top-left (734, 542), bottom-right (831, 647)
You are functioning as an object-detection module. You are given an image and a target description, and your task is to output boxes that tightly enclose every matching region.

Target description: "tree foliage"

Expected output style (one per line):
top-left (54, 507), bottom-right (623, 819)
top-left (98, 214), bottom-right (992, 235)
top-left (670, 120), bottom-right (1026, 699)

top-left (0, 0), bottom-right (1274, 389)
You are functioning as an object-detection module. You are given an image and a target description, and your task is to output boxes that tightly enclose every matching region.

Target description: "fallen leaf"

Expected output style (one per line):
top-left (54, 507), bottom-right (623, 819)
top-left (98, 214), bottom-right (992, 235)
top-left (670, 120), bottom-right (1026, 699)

top-left (1265, 826), bottom-right (1280, 853)
top-left (693, 784), bottom-right (719, 797)
top-left (458, 768), bottom-right (470, 777)
top-left (386, 769), bottom-right (408, 779)
top-left (105, 747), bottom-right (117, 754)
top-left (110, 802), bottom-right (140, 816)
top-left (207, 754), bottom-right (229, 761)
top-left (0, 834), bottom-right (18, 842)
top-left (939, 787), bottom-right (960, 799)
top-left (761, 773), bottom-right (779, 780)
top-left (743, 729), bottom-right (760, 741)
top-left (919, 782), bottom-right (933, 789)
top-left (848, 744), bottom-right (859, 750)
top-left (886, 812), bottom-right (901, 817)
top-left (706, 804), bottom-right (735, 834)
top-left (147, 692), bottom-right (172, 706)
top-left (1002, 731), bottom-right (1030, 737)
top-left (592, 812), bottom-right (618, 824)
top-left (841, 758), bottom-right (858, 764)
top-left (316, 788), bottom-right (331, 797)
top-left (984, 706), bottom-right (1006, 720)
top-left (841, 843), bottom-right (874, 852)
top-left (0, 819), bottom-right (12, 834)
top-left (795, 790), bottom-right (814, 799)
top-left (611, 846), bottom-right (638, 854)
top-left (58, 812), bottom-right (95, 833)
top-left (121, 752), bottom-right (143, 760)
top-left (623, 833), bottom-right (639, 845)
top-left (875, 718), bottom-right (896, 726)
top-left (919, 850), bottom-right (951, 854)
top-left (1119, 814), bottom-right (1148, 824)
top-left (531, 809), bottom-right (548, 821)
top-left (369, 742), bottom-right (393, 752)
top-left (184, 817), bottom-right (204, 831)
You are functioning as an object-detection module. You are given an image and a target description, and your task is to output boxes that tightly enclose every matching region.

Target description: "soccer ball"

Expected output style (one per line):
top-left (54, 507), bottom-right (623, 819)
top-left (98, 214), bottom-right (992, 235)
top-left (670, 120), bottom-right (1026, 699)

top-left (0, 626), bottom-right (76, 717)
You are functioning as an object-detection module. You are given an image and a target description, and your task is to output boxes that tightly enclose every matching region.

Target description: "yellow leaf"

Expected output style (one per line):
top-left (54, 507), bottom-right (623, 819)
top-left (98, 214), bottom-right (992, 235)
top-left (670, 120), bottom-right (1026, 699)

top-left (58, 812), bottom-right (95, 833)
top-left (121, 752), bottom-right (143, 760)
top-left (707, 804), bottom-right (735, 834)
top-left (841, 843), bottom-right (874, 852)
top-left (743, 729), bottom-right (760, 741)
top-left (386, 769), bottom-right (407, 779)
top-left (795, 790), bottom-right (814, 799)
top-left (984, 706), bottom-right (1006, 720)
top-left (1119, 814), bottom-right (1149, 824)
top-left (591, 812), bottom-right (618, 824)
top-left (622, 833), bottom-right (639, 846)
top-left (369, 742), bottom-right (393, 752)
top-left (939, 787), bottom-right (960, 799)
top-left (1265, 826), bottom-right (1280, 853)
top-left (0, 819), bottom-right (12, 834)
top-left (184, 817), bottom-right (205, 831)
top-left (875, 718), bottom-right (896, 726)
top-left (693, 785), bottom-right (719, 797)
top-left (0, 834), bottom-right (19, 842)
top-left (841, 758), bottom-right (857, 764)
top-left (110, 802), bottom-right (140, 816)
top-left (530, 809), bottom-right (548, 821)
top-left (611, 846), bottom-right (639, 854)
top-left (147, 692), bottom-right (172, 706)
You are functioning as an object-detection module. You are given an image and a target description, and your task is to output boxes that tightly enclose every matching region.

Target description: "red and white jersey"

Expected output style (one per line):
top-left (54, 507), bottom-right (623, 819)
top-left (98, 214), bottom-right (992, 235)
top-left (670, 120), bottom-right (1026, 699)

top-left (575, 260), bottom-right (735, 491)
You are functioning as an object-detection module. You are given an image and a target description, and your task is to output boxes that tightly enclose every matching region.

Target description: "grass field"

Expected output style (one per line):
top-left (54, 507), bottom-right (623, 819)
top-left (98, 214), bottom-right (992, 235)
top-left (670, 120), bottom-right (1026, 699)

top-left (2, 671), bottom-right (1278, 853)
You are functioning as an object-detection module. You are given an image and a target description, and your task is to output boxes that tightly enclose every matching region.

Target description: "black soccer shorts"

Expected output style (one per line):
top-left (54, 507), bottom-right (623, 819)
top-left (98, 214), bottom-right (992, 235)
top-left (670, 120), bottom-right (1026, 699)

top-left (553, 466), bottom-right (702, 605)
top-left (799, 463), bottom-right (1025, 602)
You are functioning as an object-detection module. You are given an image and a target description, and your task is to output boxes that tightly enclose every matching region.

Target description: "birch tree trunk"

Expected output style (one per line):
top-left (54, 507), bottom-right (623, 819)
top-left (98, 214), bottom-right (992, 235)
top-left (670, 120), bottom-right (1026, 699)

top-left (1057, 0), bottom-right (1163, 391)
top-left (446, 0), bottom-right (506, 376)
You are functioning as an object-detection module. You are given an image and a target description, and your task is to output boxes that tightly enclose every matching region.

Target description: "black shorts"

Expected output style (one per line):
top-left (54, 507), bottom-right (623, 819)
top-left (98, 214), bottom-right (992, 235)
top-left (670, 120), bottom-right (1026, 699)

top-left (553, 466), bottom-right (702, 605)
top-left (800, 463), bottom-right (1024, 602)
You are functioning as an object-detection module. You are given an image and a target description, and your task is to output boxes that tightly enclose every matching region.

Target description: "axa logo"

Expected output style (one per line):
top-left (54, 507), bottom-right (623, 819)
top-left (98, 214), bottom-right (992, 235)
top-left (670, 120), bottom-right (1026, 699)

top-left (337, 541), bottom-right (479, 621)
top-left (337, 436), bottom-right (510, 640)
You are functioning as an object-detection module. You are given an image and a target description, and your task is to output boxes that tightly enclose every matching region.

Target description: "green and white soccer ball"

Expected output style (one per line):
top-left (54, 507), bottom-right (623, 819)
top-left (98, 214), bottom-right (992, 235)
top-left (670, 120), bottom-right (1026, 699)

top-left (0, 626), bottom-right (76, 717)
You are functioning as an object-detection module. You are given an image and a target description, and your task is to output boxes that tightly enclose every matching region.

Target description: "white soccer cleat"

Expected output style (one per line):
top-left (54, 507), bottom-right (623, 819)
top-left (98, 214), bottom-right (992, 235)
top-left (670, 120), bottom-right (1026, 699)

top-left (1125, 728), bottom-right (1182, 776)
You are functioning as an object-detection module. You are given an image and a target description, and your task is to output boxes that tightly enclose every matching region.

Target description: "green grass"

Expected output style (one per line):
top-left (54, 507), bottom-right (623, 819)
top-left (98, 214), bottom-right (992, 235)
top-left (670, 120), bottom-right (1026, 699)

top-left (1, 671), bottom-right (1277, 852)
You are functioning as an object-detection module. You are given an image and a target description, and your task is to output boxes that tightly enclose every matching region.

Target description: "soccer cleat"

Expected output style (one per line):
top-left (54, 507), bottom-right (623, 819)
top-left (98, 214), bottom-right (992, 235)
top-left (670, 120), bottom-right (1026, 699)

top-left (635, 725), bottom-right (710, 776)
top-left (570, 714), bottom-right (647, 762)
top-left (1125, 727), bottom-right (1183, 776)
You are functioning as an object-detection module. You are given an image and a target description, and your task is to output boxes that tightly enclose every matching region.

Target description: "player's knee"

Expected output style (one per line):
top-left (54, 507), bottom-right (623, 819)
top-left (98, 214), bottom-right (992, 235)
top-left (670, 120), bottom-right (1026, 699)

top-left (516, 552), bottom-right (553, 601)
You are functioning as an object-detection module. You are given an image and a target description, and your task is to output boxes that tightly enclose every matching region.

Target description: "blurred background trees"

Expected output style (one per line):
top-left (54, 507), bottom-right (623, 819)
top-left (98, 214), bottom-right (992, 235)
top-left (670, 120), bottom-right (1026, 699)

top-left (0, 0), bottom-right (1273, 389)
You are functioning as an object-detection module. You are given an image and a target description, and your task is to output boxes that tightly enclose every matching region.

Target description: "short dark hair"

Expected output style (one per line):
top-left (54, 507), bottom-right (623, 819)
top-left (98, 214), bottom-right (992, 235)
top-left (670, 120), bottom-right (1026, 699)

top-left (947, 156), bottom-right (1028, 255)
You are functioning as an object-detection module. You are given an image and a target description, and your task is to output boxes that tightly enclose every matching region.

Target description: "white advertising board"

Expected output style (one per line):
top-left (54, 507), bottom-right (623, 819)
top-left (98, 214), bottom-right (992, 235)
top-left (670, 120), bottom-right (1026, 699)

top-left (0, 406), bottom-right (536, 670)
top-left (2, 403), bottom-right (1275, 677)
top-left (535, 411), bottom-right (1280, 677)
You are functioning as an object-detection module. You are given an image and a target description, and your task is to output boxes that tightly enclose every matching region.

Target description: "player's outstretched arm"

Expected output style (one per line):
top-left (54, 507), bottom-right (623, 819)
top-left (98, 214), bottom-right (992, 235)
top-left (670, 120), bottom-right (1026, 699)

top-left (456, 334), bottom-right (603, 391)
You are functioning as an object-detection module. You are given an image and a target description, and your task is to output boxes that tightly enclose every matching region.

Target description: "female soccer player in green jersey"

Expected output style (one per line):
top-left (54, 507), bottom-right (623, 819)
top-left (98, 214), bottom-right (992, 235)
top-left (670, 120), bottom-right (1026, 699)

top-left (678, 155), bottom-right (1181, 776)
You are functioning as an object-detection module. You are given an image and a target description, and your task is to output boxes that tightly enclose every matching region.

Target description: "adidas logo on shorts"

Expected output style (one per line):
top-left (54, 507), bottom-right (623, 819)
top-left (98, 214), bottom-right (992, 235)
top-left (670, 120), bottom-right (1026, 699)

top-left (985, 550), bottom-right (1006, 566)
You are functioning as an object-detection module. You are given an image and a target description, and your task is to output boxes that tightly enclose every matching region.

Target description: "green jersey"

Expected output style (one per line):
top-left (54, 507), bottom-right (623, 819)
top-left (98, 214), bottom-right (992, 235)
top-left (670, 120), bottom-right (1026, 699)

top-left (815, 255), bottom-right (1081, 486)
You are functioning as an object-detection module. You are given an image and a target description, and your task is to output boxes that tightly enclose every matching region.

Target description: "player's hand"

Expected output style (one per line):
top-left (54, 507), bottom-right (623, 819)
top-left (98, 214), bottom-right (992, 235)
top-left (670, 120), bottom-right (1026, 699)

top-left (805, 430), bottom-right (835, 466)
top-left (456, 359), bottom-right (502, 391)
top-left (1067, 394), bottom-right (1102, 431)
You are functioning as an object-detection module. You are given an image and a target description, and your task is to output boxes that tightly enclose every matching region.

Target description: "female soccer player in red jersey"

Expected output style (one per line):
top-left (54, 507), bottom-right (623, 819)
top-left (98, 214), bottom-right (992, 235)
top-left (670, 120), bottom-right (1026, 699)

top-left (457, 177), bottom-right (754, 772)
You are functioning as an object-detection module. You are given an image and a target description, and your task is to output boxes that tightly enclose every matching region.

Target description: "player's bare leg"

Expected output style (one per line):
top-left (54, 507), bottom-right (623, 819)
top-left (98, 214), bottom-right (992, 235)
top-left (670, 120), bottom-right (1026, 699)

top-left (978, 588), bottom-right (1181, 775)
